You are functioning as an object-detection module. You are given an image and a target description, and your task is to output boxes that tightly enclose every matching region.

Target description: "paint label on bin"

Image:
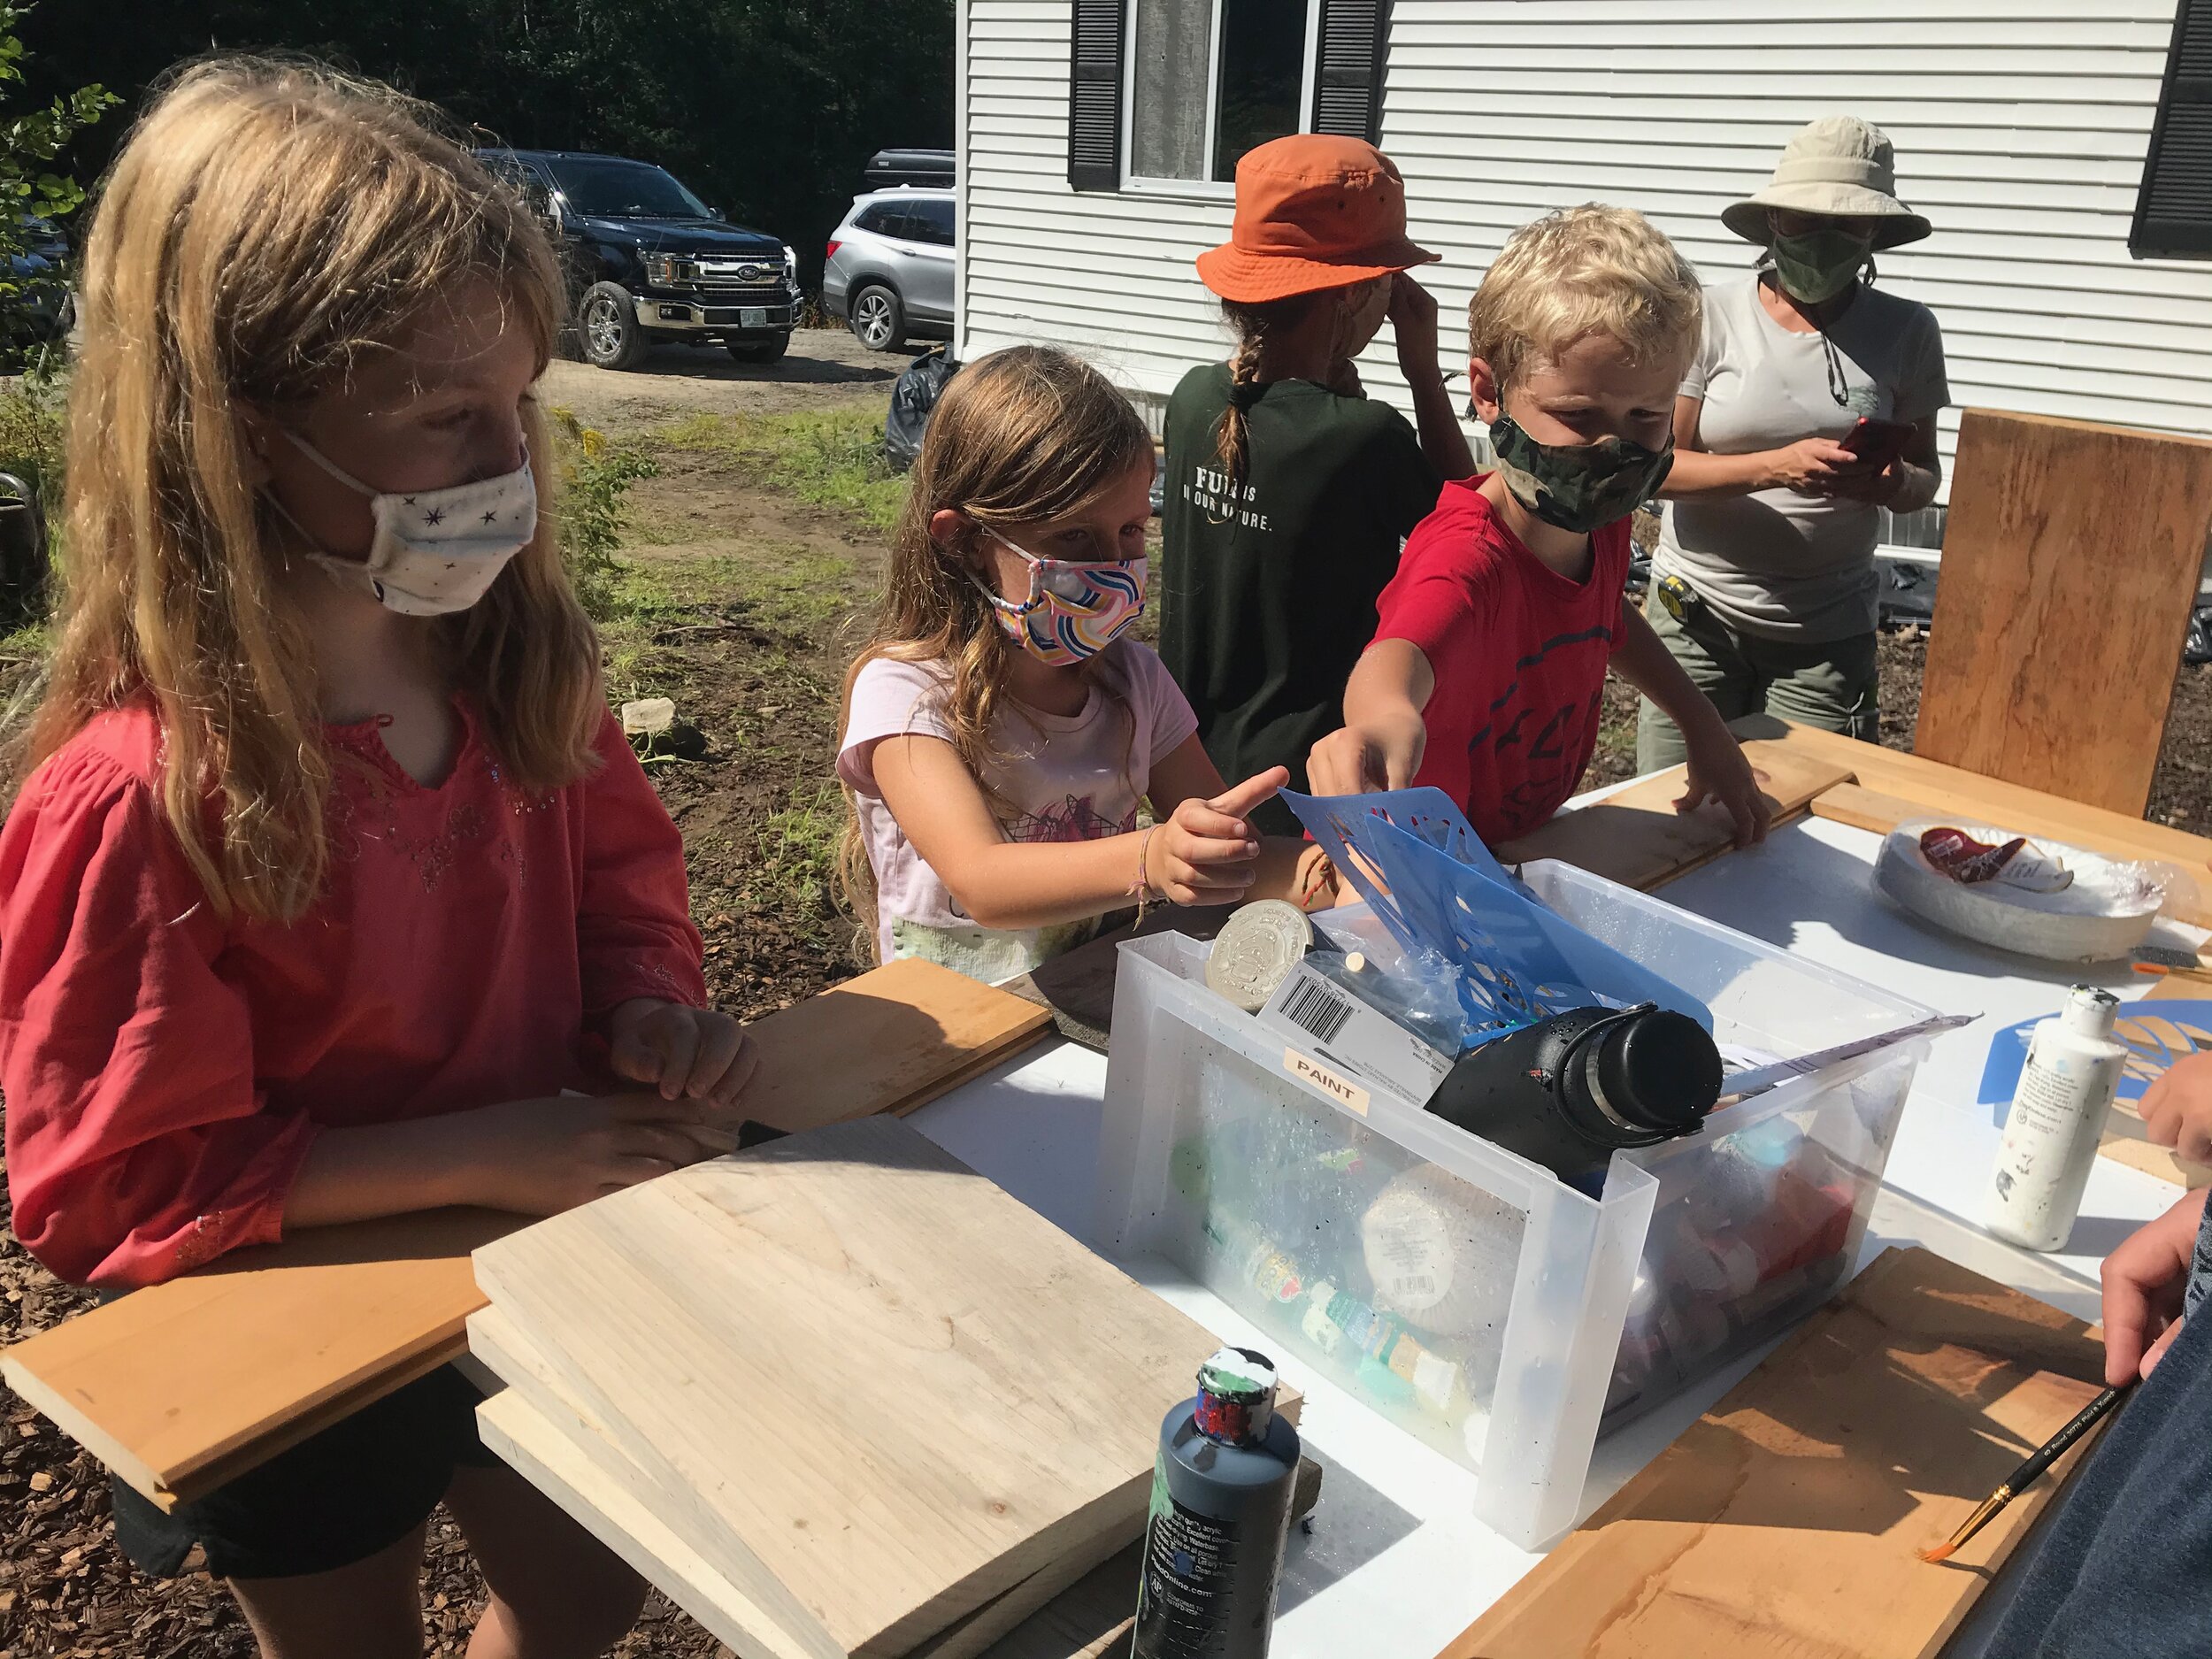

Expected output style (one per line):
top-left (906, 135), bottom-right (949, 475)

top-left (1260, 961), bottom-right (1453, 1106)
top-left (1281, 1048), bottom-right (1369, 1116)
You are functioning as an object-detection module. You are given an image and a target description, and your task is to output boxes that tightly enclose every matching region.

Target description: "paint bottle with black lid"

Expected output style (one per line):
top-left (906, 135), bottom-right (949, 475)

top-left (1132, 1346), bottom-right (1301, 1659)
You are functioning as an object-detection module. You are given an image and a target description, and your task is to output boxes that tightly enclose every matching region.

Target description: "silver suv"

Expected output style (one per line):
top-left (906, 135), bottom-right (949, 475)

top-left (823, 188), bottom-right (955, 352)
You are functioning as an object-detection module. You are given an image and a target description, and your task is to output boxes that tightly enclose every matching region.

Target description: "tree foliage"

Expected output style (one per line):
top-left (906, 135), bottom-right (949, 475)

top-left (0, 3), bottom-right (113, 356)
top-left (19, 0), bottom-right (953, 287)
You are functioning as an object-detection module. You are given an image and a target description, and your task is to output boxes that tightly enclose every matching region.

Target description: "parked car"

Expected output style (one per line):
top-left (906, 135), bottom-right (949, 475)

top-left (823, 188), bottom-right (954, 353)
top-left (479, 148), bottom-right (800, 370)
top-left (864, 148), bottom-right (955, 190)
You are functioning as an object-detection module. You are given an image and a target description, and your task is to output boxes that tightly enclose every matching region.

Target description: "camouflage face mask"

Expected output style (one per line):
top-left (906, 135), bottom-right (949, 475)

top-left (1489, 416), bottom-right (1675, 535)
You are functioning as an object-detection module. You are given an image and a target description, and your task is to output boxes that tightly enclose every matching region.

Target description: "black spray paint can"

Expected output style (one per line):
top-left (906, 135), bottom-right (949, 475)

top-left (1132, 1346), bottom-right (1301, 1659)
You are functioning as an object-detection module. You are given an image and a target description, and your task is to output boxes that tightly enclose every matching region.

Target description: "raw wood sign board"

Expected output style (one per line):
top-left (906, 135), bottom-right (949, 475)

top-left (469, 1116), bottom-right (1225, 1659)
top-left (1913, 409), bottom-right (2212, 818)
top-left (1438, 1247), bottom-right (2108, 1659)
top-left (0, 958), bottom-right (1050, 1507)
top-left (475, 1348), bottom-right (1317, 1659)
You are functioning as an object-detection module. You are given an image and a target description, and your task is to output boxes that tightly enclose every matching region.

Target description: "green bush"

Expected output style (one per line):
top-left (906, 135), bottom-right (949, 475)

top-left (0, 364), bottom-right (63, 497)
top-left (549, 405), bottom-right (656, 619)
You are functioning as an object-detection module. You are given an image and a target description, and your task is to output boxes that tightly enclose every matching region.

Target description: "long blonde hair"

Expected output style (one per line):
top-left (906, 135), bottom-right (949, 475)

top-left (22, 57), bottom-right (602, 924)
top-left (836, 345), bottom-right (1154, 929)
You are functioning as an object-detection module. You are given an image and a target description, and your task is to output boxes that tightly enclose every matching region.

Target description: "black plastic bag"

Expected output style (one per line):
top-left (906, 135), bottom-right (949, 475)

top-left (885, 345), bottom-right (958, 473)
top-left (2188, 605), bottom-right (2212, 667)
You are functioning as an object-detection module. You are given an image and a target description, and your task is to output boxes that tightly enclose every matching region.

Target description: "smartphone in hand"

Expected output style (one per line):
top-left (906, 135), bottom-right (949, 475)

top-left (1839, 417), bottom-right (1912, 471)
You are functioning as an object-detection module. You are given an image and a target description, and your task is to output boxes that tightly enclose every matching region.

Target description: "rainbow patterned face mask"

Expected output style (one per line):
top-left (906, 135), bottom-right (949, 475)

top-left (973, 527), bottom-right (1148, 666)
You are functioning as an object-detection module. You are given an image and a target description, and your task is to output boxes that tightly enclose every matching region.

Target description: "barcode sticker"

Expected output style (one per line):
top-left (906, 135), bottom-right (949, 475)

top-left (1257, 960), bottom-right (1454, 1107)
top-left (1281, 975), bottom-right (1356, 1045)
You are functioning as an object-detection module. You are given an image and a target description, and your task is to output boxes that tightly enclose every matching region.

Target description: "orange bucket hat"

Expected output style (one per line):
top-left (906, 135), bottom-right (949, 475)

top-left (1196, 134), bottom-right (1438, 303)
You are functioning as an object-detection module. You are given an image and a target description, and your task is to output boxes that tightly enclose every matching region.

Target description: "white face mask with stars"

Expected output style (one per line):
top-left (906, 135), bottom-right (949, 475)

top-left (276, 427), bottom-right (538, 616)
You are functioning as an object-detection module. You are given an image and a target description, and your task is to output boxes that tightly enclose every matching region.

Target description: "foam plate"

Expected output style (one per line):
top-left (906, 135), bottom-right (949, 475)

top-left (1873, 818), bottom-right (2164, 962)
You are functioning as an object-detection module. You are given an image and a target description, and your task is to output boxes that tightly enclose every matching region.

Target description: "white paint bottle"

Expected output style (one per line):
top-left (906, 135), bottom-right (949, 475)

top-left (1984, 986), bottom-right (2128, 1252)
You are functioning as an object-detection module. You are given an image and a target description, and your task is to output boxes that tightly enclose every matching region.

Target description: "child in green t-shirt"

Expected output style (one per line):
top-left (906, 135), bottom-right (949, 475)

top-left (1158, 134), bottom-right (1471, 836)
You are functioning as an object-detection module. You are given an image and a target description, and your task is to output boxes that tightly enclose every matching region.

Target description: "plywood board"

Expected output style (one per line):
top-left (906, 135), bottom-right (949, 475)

top-left (472, 1363), bottom-right (1127, 1659)
top-left (1, 960), bottom-right (1050, 1506)
top-left (472, 1117), bottom-right (1220, 1659)
top-left (478, 1379), bottom-right (1317, 1659)
top-left (1492, 734), bottom-right (1856, 890)
top-left (1439, 1247), bottom-right (2108, 1659)
top-left (1915, 409), bottom-right (2212, 816)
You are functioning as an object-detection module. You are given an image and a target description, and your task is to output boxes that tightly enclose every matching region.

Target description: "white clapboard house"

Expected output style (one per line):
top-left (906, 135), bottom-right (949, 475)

top-left (954, 0), bottom-right (2212, 553)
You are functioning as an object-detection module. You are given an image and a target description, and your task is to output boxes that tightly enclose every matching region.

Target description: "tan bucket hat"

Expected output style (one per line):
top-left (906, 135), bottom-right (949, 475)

top-left (1722, 116), bottom-right (1932, 251)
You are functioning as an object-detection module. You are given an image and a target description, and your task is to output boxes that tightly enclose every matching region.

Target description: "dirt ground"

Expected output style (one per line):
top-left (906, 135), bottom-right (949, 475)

top-left (8, 324), bottom-right (2212, 1655)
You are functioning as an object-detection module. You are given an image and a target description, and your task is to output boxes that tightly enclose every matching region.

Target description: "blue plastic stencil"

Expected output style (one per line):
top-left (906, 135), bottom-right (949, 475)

top-left (1980, 998), bottom-right (2212, 1119)
top-left (1282, 787), bottom-right (1712, 1041)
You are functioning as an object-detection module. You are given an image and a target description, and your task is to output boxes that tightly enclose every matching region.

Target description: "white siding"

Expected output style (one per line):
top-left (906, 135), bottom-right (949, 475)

top-left (958, 0), bottom-right (2212, 506)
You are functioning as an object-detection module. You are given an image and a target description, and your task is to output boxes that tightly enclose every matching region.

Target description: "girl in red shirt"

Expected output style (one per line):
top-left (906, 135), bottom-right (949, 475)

top-left (0, 60), bottom-right (751, 1655)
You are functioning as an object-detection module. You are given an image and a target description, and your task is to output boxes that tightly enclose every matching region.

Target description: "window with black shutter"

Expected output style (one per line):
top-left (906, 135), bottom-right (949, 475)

top-left (1068, 0), bottom-right (1126, 191)
top-left (1068, 0), bottom-right (1390, 193)
top-left (2132, 0), bottom-right (2212, 258)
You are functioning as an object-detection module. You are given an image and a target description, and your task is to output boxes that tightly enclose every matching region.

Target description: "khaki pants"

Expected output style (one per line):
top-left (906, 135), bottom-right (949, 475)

top-left (1635, 586), bottom-right (1878, 773)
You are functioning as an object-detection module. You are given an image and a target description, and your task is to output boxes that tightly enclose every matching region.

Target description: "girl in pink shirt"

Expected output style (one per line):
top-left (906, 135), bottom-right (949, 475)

top-left (835, 347), bottom-right (1335, 984)
top-left (0, 59), bottom-right (751, 1655)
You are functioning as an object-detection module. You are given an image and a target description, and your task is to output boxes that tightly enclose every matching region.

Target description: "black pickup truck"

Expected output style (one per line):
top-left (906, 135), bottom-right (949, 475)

top-left (480, 149), bottom-right (800, 369)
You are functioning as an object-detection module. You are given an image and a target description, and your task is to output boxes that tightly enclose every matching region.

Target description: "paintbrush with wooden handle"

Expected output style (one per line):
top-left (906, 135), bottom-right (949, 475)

top-left (1918, 1384), bottom-right (2131, 1563)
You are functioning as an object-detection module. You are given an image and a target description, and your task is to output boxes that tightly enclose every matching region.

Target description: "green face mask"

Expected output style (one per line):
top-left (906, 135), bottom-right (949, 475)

top-left (1489, 416), bottom-right (1674, 535)
top-left (1769, 227), bottom-right (1872, 305)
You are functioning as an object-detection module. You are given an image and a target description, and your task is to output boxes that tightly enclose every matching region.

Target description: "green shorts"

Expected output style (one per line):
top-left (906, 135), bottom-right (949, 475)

top-left (1635, 580), bottom-right (1878, 773)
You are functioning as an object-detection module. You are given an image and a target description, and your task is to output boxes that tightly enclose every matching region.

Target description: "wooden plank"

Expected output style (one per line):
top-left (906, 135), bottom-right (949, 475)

top-left (1492, 733), bottom-right (1856, 890)
top-left (1, 961), bottom-right (1050, 1507)
top-left (1438, 1247), bottom-right (2109, 1659)
top-left (999, 904), bottom-right (1234, 1052)
top-left (1915, 409), bottom-right (2212, 816)
top-left (1807, 780), bottom-right (1931, 839)
top-left (476, 1385), bottom-right (825, 1659)
top-left (0, 1206), bottom-right (512, 1508)
top-left (470, 1311), bottom-right (1141, 1659)
top-left (740, 957), bottom-right (1051, 1135)
top-left (472, 1118), bottom-right (1221, 1659)
top-left (478, 1382), bottom-right (1318, 1659)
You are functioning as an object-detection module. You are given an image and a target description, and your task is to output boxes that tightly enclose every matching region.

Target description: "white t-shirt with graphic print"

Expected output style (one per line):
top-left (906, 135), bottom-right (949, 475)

top-left (837, 642), bottom-right (1198, 974)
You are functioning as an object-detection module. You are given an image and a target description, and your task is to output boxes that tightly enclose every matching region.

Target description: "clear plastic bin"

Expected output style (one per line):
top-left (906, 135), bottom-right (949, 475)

top-left (1093, 860), bottom-right (1939, 1549)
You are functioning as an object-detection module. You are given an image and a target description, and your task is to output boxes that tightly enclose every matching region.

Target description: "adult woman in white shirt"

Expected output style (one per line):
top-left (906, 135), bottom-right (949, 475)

top-left (1639, 116), bottom-right (1950, 771)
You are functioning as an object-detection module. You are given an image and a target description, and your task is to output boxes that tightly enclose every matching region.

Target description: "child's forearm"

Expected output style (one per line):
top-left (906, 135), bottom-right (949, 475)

top-left (1404, 368), bottom-right (1477, 481)
top-left (283, 1116), bottom-right (482, 1228)
top-left (1611, 603), bottom-right (1731, 740)
top-left (931, 830), bottom-right (1171, 933)
top-left (1657, 447), bottom-right (1778, 499)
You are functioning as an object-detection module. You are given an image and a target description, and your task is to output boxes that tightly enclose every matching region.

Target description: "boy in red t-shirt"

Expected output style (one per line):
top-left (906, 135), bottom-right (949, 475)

top-left (1308, 206), bottom-right (1770, 849)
